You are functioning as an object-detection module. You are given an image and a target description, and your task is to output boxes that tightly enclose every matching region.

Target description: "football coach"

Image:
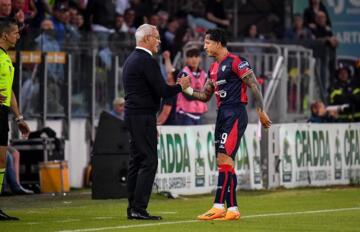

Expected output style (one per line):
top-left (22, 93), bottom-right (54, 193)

top-left (123, 24), bottom-right (190, 220)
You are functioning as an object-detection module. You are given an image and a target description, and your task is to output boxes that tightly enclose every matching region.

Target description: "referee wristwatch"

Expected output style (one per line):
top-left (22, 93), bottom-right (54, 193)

top-left (15, 115), bottom-right (24, 123)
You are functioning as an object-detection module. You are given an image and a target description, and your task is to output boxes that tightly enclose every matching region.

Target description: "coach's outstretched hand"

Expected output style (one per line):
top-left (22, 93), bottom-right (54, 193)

top-left (177, 75), bottom-right (191, 90)
top-left (258, 110), bottom-right (272, 129)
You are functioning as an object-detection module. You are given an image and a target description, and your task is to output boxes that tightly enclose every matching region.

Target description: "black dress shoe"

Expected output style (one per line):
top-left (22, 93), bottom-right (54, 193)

top-left (127, 209), bottom-right (162, 220)
top-left (127, 207), bottom-right (132, 218)
top-left (0, 209), bottom-right (19, 221)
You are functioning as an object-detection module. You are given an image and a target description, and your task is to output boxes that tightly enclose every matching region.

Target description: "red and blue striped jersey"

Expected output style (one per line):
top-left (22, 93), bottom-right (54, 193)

top-left (208, 53), bottom-right (253, 108)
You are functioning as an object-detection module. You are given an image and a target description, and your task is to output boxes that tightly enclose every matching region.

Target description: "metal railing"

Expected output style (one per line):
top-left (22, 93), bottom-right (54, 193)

top-left (180, 41), bottom-right (316, 123)
top-left (12, 37), bottom-right (317, 142)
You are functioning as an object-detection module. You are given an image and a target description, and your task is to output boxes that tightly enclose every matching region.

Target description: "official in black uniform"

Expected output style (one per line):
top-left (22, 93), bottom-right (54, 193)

top-left (122, 24), bottom-right (190, 220)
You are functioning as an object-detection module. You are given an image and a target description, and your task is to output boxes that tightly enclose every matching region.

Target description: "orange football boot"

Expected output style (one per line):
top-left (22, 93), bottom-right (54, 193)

top-left (215, 210), bottom-right (240, 220)
top-left (197, 208), bottom-right (226, 220)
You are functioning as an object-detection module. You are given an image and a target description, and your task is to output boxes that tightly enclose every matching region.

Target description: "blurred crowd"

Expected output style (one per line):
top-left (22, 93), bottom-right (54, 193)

top-left (0, 0), bottom-right (358, 123)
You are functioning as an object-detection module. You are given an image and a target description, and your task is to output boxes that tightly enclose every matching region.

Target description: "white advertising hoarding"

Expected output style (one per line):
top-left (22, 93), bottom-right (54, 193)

top-left (155, 124), bottom-right (262, 195)
top-left (278, 123), bottom-right (360, 188)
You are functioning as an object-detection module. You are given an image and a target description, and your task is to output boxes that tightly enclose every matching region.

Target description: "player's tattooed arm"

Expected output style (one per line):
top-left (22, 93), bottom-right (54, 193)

top-left (243, 72), bottom-right (264, 112)
top-left (191, 79), bottom-right (215, 102)
top-left (243, 72), bottom-right (272, 128)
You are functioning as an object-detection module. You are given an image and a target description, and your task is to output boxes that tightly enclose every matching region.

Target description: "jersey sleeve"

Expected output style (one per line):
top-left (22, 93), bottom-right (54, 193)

top-left (231, 57), bottom-right (254, 79)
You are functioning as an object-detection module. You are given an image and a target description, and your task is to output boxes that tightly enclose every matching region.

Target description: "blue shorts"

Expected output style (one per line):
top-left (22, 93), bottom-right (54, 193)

top-left (214, 104), bottom-right (248, 159)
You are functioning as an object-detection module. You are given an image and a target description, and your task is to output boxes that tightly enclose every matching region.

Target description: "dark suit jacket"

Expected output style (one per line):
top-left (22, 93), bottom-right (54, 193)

top-left (123, 48), bottom-right (182, 115)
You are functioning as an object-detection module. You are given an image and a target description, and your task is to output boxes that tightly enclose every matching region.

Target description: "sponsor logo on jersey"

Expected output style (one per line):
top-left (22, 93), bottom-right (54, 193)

top-left (215, 90), bottom-right (227, 98)
top-left (238, 61), bottom-right (249, 70)
top-left (221, 65), bottom-right (226, 71)
top-left (216, 80), bottom-right (227, 86)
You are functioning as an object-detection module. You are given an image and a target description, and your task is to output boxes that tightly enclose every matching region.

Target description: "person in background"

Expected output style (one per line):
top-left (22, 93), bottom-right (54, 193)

top-left (284, 14), bottom-right (311, 41)
top-left (205, 0), bottom-right (229, 29)
top-left (329, 64), bottom-right (354, 122)
top-left (3, 147), bottom-right (33, 195)
top-left (307, 100), bottom-right (337, 123)
top-left (310, 11), bottom-right (337, 49)
top-left (110, 97), bottom-right (125, 120)
top-left (303, 0), bottom-right (331, 30)
top-left (176, 48), bottom-right (208, 125)
top-left (157, 51), bottom-right (177, 125)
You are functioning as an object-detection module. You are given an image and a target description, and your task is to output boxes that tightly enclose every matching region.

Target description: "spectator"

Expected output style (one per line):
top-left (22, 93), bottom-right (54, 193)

top-left (243, 24), bottom-right (265, 64)
top-left (51, 2), bottom-right (69, 45)
top-left (157, 51), bottom-right (177, 125)
top-left (12, 0), bottom-right (37, 24)
top-left (98, 32), bottom-right (129, 70)
top-left (123, 8), bottom-right (136, 33)
top-left (162, 18), bottom-right (179, 52)
top-left (303, 0), bottom-right (331, 29)
top-left (3, 147), bottom-right (33, 195)
top-left (115, 0), bottom-right (129, 15)
top-left (63, 6), bottom-right (83, 48)
top-left (205, 0), bottom-right (229, 29)
top-left (0, 0), bottom-right (25, 28)
top-left (310, 11), bottom-right (337, 90)
top-left (110, 97), bottom-right (125, 120)
top-left (176, 48), bottom-right (208, 125)
top-left (36, 19), bottom-right (63, 79)
top-left (284, 14), bottom-right (311, 41)
top-left (35, 18), bottom-right (64, 113)
top-left (86, 0), bottom-right (116, 48)
top-left (145, 0), bottom-right (164, 16)
top-left (307, 100), bottom-right (337, 123)
top-left (72, 12), bottom-right (85, 31)
top-left (30, 0), bottom-right (52, 29)
top-left (148, 13), bottom-right (160, 28)
top-left (115, 13), bottom-right (129, 33)
top-left (0, 0), bottom-right (11, 18)
top-left (310, 11), bottom-right (337, 49)
top-left (329, 64), bottom-right (354, 122)
top-left (129, 0), bottom-right (148, 28)
top-left (157, 10), bottom-right (168, 30)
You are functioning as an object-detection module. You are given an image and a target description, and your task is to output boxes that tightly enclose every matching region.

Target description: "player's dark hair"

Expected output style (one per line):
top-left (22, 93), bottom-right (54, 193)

top-left (0, 18), bottom-right (18, 35)
top-left (186, 48), bottom-right (200, 57)
top-left (205, 28), bottom-right (227, 47)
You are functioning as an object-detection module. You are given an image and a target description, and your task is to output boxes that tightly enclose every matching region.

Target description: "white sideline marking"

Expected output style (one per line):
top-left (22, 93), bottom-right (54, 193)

top-left (56, 219), bottom-right (81, 223)
top-left (152, 211), bottom-right (177, 214)
top-left (26, 222), bottom-right (41, 225)
top-left (241, 207), bottom-right (360, 219)
top-left (93, 217), bottom-right (115, 220)
top-left (56, 207), bottom-right (360, 232)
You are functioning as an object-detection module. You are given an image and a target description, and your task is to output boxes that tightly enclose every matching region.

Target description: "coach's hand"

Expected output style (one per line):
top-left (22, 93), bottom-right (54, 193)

top-left (258, 110), bottom-right (271, 129)
top-left (177, 75), bottom-right (191, 90)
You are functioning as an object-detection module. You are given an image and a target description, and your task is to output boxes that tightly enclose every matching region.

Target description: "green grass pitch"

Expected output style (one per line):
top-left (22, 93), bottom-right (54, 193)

top-left (1, 187), bottom-right (360, 232)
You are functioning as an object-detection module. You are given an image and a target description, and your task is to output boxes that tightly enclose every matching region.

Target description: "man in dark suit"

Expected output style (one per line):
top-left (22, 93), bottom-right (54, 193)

top-left (123, 24), bottom-right (190, 220)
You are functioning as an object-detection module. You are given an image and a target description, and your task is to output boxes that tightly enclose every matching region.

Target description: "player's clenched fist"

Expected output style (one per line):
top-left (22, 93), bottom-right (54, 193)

top-left (177, 75), bottom-right (191, 91)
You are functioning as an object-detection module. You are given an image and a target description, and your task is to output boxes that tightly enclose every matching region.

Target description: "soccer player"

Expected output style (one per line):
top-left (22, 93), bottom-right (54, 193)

top-left (0, 18), bottom-right (30, 221)
top-left (183, 28), bottom-right (271, 220)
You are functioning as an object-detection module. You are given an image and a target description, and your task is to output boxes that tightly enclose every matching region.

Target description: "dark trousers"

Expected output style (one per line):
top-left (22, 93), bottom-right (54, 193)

top-left (125, 114), bottom-right (158, 211)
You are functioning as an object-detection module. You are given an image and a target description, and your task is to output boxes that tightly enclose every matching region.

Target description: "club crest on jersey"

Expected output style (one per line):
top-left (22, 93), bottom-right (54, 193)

top-left (238, 61), bottom-right (249, 70)
top-left (221, 65), bottom-right (226, 71)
